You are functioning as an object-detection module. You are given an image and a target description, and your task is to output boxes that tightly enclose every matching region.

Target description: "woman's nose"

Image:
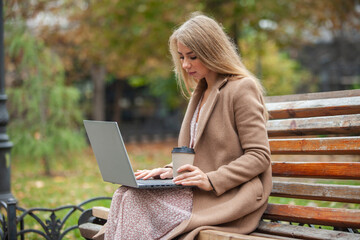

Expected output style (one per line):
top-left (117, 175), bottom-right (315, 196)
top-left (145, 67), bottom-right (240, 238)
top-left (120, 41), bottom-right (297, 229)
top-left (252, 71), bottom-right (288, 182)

top-left (182, 59), bottom-right (191, 69)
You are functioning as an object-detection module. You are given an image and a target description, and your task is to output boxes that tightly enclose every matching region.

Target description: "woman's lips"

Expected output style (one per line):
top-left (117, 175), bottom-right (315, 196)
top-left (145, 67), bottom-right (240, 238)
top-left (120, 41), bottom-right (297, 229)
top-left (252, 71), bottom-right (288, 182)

top-left (188, 72), bottom-right (196, 76)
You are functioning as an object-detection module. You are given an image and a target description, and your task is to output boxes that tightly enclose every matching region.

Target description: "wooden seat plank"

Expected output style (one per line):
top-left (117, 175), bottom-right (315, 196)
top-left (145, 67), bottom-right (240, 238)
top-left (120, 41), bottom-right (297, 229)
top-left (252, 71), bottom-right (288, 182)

top-left (79, 222), bottom-right (102, 239)
top-left (263, 204), bottom-right (360, 229)
top-left (256, 221), bottom-right (359, 240)
top-left (92, 206), bottom-right (109, 220)
top-left (198, 229), bottom-right (281, 240)
top-left (265, 89), bottom-right (360, 103)
top-left (251, 232), bottom-right (301, 240)
top-left (271, 181), bottom-right (360, 203)
top-left (267, 114), bottom-right (360, 137)
top-left (269, 136), bottom-right (360, 155)
top-left (271, 162), bottom-right (360, 179)
top-left (266, 96), bottom-right (360, 119)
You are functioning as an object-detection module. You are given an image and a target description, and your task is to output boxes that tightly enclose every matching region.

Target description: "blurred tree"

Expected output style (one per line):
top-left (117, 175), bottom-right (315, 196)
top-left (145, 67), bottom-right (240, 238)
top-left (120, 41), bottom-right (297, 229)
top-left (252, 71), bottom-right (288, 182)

top-left (274, 0), bottom-right (360, 45)
top-left (239, 33), bottom-right (312, 95)
top-left (9, 0), bottom-right (359, 121)
top-left (4, 0), bottom-right (358, 174)
top-left (38, 0), bottom-right (204, 121)
top-left (204, 0), bottom-right (359, 93)
top-left (206, 0), bottom-right (359, 45)
top-left (5, 3), bottom-right (85, 176)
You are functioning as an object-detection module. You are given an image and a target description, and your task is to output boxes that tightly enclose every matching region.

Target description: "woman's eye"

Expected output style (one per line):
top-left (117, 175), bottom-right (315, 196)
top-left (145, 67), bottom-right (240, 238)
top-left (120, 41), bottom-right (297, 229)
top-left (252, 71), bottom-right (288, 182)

top-left (179, 56), bottom-right (184, 60)
top-left (190, 56), bottom-right (197, 60)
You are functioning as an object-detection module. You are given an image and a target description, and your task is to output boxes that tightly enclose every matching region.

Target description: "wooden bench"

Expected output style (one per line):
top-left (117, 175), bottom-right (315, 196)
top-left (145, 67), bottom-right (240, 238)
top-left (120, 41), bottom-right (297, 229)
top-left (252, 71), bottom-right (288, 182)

top-left (78, 89), bottom-right (360, 240)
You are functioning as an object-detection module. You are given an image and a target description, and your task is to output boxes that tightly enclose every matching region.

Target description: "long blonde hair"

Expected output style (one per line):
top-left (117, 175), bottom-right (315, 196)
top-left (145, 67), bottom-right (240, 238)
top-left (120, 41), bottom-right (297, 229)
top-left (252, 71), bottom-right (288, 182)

top-left (169, 13), bottom-right (268, 119)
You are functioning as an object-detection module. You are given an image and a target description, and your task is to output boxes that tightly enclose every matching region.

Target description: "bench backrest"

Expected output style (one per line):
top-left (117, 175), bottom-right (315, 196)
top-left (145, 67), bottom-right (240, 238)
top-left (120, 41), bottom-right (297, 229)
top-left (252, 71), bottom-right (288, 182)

top-left (263, 89), bottom-right (360, 230)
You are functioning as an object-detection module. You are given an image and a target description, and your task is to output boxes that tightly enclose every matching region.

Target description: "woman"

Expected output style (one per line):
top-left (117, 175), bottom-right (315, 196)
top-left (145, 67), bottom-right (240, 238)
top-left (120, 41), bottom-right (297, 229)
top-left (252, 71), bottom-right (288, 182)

top-left (104, 13), bottom-right (272, 240)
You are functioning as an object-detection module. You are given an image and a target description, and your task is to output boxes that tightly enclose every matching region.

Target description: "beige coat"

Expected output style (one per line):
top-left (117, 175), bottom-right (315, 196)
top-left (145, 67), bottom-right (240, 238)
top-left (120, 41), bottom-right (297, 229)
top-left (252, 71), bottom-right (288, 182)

top-left (167, 76), bottom-right (272, 239)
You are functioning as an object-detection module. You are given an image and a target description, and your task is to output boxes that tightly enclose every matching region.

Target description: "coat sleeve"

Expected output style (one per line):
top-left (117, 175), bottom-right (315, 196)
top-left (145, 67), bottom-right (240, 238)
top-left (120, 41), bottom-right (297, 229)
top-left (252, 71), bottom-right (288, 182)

top-left (206, 78), bottom-right (271, 196)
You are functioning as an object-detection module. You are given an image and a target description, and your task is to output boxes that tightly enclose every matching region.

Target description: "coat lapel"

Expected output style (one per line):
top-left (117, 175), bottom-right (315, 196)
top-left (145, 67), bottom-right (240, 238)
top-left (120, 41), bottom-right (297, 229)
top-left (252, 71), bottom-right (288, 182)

top-left (178, 77), bottom-right (228, 148)
top-left (194, 78), bottom-right (228, 148)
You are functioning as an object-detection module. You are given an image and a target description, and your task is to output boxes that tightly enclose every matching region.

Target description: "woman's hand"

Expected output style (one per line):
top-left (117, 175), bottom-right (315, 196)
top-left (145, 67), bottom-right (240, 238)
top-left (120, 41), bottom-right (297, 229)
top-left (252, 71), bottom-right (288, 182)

top-left (173, 164), bottom-right (213, 191)
top-left (135, 168), bottom-right (173, 180)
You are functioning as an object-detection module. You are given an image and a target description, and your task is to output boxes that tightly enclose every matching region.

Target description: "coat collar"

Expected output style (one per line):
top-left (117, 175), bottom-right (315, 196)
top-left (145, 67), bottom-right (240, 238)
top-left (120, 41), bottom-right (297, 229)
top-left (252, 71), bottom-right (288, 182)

top-left (180, 77), bottom-right (228, 149)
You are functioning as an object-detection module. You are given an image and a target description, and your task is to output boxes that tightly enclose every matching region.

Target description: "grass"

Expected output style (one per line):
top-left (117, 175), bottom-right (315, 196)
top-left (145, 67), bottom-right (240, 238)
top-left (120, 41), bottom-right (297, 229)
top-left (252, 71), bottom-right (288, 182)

top-left (9, 140), bottom-right (360, 239)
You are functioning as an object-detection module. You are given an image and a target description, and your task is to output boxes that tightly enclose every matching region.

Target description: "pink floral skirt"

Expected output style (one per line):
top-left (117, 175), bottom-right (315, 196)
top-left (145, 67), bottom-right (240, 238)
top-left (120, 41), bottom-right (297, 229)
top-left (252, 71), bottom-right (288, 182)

top-left (104, 186), bottom-right (193, 240)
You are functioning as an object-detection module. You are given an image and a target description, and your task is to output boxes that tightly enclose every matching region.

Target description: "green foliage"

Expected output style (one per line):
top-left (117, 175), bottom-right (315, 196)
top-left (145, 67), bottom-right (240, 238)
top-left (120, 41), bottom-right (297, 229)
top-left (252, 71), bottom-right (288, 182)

top-left (5, 19), bottom-right (85, 175)
top-left (239, 33), bottom-right (312, 96)
top-left (148, 75), bottom-right (186, 110)
top-left (128, 74), bottom-right (185, 110)
top-left (128, 75), bottom-right (148, 88)
top-left (61, 0), bottom-right (204, 80)
top-left (352, 80), bottom-right (360, 89)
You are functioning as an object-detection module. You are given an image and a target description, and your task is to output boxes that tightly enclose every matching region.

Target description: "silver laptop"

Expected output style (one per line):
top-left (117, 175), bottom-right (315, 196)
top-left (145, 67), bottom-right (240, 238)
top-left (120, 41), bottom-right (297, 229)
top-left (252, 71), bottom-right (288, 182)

top-left (83, 120), bottom-right (182, 188)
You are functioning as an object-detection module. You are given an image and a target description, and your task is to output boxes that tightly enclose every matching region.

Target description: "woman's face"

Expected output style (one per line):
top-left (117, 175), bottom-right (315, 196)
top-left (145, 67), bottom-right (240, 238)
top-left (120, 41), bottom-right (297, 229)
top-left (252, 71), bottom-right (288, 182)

top-left (177, 42), bottom-right (214, 81)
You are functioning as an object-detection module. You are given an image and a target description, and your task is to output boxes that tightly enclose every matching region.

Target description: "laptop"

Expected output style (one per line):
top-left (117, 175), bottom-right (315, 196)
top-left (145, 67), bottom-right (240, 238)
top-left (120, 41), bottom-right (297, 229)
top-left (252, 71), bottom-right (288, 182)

top-left (83, 120), bottom-right (183, 189)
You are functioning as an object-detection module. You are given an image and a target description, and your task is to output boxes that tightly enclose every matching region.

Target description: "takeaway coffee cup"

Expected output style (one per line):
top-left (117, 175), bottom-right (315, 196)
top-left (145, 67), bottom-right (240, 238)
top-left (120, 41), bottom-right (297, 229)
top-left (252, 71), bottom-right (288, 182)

top-left (172, 146), bottom-right (195, 178)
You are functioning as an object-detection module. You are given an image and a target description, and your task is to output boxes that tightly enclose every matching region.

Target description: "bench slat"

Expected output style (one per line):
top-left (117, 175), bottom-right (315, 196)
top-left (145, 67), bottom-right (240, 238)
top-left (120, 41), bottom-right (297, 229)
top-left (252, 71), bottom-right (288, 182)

top-left (251, 232), bottom-right (300, 240)
top-left (265, 89), bottom-right (360, 103)
top-left (92, 206), bottom-right (109, 220)
top-left (271, 162), bottom-right (360, 179)
top-left (257, 221), bottom-right (359, 240)
top-left (269, 136), bottom-right (360, 155)
top-left (78, 223), bottom-right (102, 239)
top-left (266, 96), bottom-right (360, 119)
top-left (198, 229), bottom-right (281, 240)
top-left (267, 114), bottom-right (360, 137)
top-left (271, 181), bottom-right (360, 203)
top-left (263, 204), bottom-right (360, 229)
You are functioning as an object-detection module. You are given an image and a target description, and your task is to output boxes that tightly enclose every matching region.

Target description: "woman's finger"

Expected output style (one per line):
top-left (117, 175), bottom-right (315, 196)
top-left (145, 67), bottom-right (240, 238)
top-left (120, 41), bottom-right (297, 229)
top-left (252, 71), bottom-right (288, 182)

top-left (160, 168), bottom-right (173, 179)
top-left (141, 169), bottom-right (160, 180)
top-left (173, 167), bottom-right (201, 181)
top-left (134, 169), bottom-right (151, 175)
top-left (175, 175), bottom-right (202, 183)
top-left (136, 169), bottom-right (157, 179)
top-left (134, 170), bottom-right (148, 176)
top-left (179, 178), bottom-right (213, 191)
top-left (135, 170), bottom-right (151, 180)
top-left (174, 173), bottom-right (203, 183)
top-left (178, 179), bottom-right (202, 187)
top-left (173, 167), bottom-right (213, 191)
top-left (135, 168), bottom-right (171, 180)
top-left (176, 164), bottom-right (196, 173)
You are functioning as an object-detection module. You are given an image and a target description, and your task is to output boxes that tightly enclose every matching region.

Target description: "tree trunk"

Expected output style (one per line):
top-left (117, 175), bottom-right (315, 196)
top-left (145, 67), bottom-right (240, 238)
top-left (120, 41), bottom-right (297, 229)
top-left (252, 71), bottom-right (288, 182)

top-left (112, 80), bottom-right (124, 123)
top-left (42, 156), bottom-right (51, 176)
top-left (91, 65), bottom-right (106, 121)
top-left (255, 35), bottom-right (262, 79)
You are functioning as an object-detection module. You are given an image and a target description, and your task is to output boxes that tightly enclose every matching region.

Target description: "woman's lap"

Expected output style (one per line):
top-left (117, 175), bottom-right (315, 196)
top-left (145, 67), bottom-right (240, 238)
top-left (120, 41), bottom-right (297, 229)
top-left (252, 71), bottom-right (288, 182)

top-left (105, 186), bottom-right (193, 240)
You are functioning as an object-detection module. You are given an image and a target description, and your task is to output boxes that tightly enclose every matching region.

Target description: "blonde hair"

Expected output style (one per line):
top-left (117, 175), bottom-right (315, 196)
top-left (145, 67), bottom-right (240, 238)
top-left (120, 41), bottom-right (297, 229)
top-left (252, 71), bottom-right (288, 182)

top-left (169, 13), bottom-right (268, 119)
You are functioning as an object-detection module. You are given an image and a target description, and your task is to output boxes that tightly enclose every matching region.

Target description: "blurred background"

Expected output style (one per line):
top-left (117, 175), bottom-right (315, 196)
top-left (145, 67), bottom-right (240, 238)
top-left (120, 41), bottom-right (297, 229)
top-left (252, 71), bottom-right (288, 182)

top-left (3, 0), bottom-right (360, 221)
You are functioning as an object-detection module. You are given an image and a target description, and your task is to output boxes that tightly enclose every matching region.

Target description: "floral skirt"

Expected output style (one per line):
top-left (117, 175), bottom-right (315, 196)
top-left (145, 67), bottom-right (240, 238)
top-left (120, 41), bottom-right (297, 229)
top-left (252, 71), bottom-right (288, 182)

top-left (104, 186), bottom-right (193, 240)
